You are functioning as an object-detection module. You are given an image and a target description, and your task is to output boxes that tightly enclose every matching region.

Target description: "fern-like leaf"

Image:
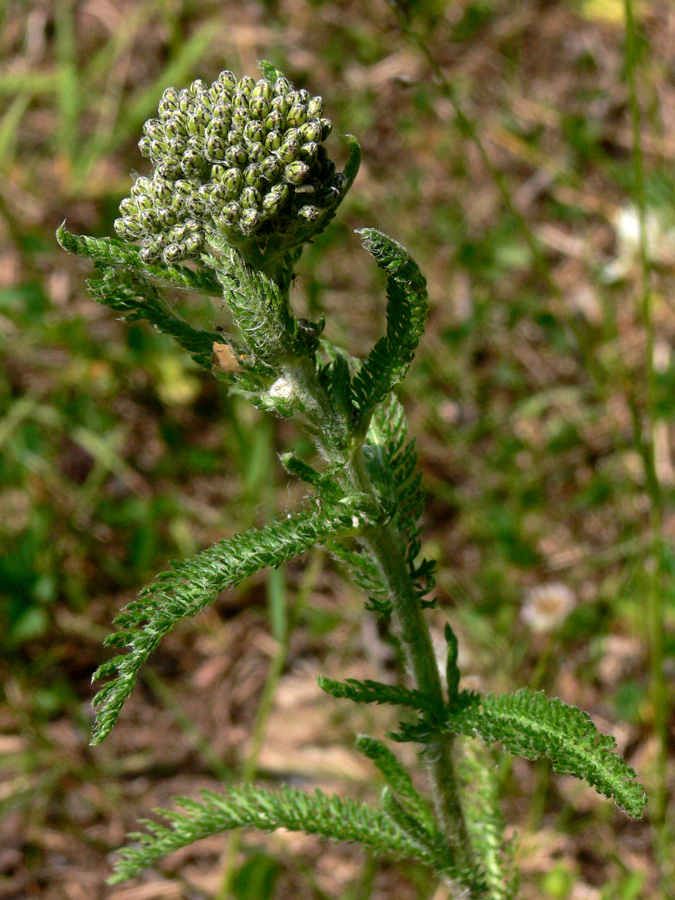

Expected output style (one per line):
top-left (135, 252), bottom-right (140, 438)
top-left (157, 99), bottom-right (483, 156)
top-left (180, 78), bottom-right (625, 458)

top-left (87, 267), bottom-right (220, 371)
top-left (351, 229), bottom-right (428, 431)
top-left (318, 676), bottom-right (433, 714)
top-left (91, 501), bottom-right (355, 745)
top-left (109, 784), bottom-right (456, 884)
top-left (57, 225), bottom-right (221, 295)
top-left (357, 737), bottom-right (436, 832)
top-left (396, 689), bottom-right (647, 817)
top-left (459, 741), bottom-right (515, 900)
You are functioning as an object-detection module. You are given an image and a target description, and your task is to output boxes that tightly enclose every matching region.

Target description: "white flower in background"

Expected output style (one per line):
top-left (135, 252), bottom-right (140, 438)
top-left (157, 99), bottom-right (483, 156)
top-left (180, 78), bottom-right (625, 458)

top-left (521, 582), bottom-right (575, 633)
top-left (602, 204), bottom-right (675, 283)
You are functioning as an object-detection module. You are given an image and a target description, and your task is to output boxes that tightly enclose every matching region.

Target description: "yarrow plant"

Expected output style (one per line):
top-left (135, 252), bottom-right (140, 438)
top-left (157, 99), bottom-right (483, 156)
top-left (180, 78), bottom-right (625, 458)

top-left (58, 62), bottom-right (646, 898)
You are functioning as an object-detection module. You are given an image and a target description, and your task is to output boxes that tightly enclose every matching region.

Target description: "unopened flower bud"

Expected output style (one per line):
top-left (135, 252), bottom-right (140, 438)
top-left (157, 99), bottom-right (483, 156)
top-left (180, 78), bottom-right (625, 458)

top-left (184, 233), bottom-right (203, 255)
top-left (238, 75), bottom-right (256, 95)
top-left (298, 204), bottom-right (321, 223)
top-left (225, 144), bottom-right (248, 167)
top-left (232, 90), bottom-right (249, 109)
top-left (223, 168), bottom-right (243, 195)
top-left (240, 186), bottom-right (262, 209)
top-left (250, 96), bottom-right (270, 119)
top-left (271, 94), bottom-right (289, 117)
top-left (260, 155), bottom-right (282, 181)
top-left (240, 208), bottom-right (261, 234)
top-left (265, 130), bottom-right (282, 151)
top-left (301, 120), bottom-right (323, 143)
top-left (306, 96), bottom-right (324, 118)
top-left (158, 87), bottom-right (180, 117)
top-left (278, 139), bottom-right (300, 163)
top-left (232, 106), bottom-right (250, 129)
top-left (274, 77), bottom-right (291, 95)
top-left (287, 104), bottom-right (307, 128)
top-left (163, 243), bottom-right (183, 263)
top-left (285, 160), bottom-right (310, 185)
top-left (206, 135), bottom-right (227, 159)
top-left (243, 163), bottom-right (262, 186)
top-left (217, 70), bottom-right (237, 90)
top-left (244, 120), bottom-right (265, 144)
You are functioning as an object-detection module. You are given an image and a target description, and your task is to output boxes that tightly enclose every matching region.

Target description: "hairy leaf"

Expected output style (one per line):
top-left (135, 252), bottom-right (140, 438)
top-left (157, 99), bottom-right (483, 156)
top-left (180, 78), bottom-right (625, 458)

top-left (57, 225), bottom-right (221, 295)
top-left (351, 229), bottom-right (428, 431)
top-left (396, 689), bottom-right (647, 817)
top-left (109, 784), bottom-right (458, 884)
top-left (91, 501), bottom-right (357, 744)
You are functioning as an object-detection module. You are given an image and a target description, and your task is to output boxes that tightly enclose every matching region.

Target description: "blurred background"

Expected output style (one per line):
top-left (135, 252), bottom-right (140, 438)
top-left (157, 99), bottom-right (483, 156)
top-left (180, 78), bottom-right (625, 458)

top-left (1, 1), bottom-right (674, 898)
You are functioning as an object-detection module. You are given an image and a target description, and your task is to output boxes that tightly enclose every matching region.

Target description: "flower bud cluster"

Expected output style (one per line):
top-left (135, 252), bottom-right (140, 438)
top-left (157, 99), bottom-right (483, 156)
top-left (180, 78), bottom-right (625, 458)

top-left (114, 68), bottom-right (347, 264)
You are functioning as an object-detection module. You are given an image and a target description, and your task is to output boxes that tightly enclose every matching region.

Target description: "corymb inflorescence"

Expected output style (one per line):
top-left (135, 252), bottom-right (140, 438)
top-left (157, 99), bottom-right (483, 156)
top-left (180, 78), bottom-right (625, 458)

top-left (114, 64), bottom-right (351, 265)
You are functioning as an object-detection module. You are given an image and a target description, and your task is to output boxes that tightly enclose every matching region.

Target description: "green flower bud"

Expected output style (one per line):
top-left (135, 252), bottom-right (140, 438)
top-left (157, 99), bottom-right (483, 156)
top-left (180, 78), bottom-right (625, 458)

top-left (143, 118), bottom-right (165, 141)
top-left (251, 79), bottom-right (272, 102)
top-left (232, 106), bottom-right (250, 129)
top-left (233, 90), bottom-right (249, 108)
top-left (157, 160), bottom-right (182, 179)
top-left (209, 183), bottom-right (229, 205)
top-left (186, 194), bottom-right (207, 217)
top-left (275, 77), bottom-right (291, 95)
top-left (244, 121), bottom-right (265, 144)
top-left (243, 163), bottom-right (262, 186)
top-left (140, 243), bottom-right (161, 263)
top-left (300, 141), bottom-right (319, 162)
top-left (138, 209), bottom-right (157, 230)
top-left (163, 242), bottom-right (183, 263)
top-left (177, 89), bottom-right (192, 113)
top-left (158, 87), bottom-right (180, 117)
top-left (260, 155), bottom-right (282, 181)
top-left (240, 208), bottom-right (261, 234)
top-left (225, 144), bottom-right (248, 167)
top-left (278, 138), bottom-right (301, 163)
top-left (248, 143), bottom-right (266, 162)
top-left (265, 130), bottom-right (282, 151)
top-left (320, 117), bottom-right (332, 140)
top-left (223, 167), bottom-right (244, 195)
top-left (262, 183), bottom-right (290, 214)
top-left (250, 96), bottom-right (270, 119)
top-left (157, 206), bottom-right (177, 227)
top-left (189, 78), bottom-right (207, 95)
top-left (217, 70), bottom-right (237, 90)
top-left (297, 89), bottom-right (310, 104)
top-left (240, 186), bottom-right (262, 209)
top-left (114, 217), bottom-right (139, 239)
top-left (306, 95), bottom-right (324, 118)
top-left (298, 204), bottom-right (321, 223)
top-left (169, 224), bottom-right (187, 243)
top-left (265, 110), bottom-right (284, 132)
top-left (138, 135), bottom-right (152, 156)
top-left (165, 119), bottom-right (187, 142)
top-left (173, 179), bottom-right (195, 199)
top-left (285, 160), bottom-right (310, 185)
top-left (206, 135), bottom-right (227, 160)
top-left (287, 104), bottom-right (307, 128)
top-left (130, 176), bottom-right (152, 198)
top-left (221, 202), bottom-right (240, 225)
top-left (271, 94), bottom-right (289, 117)
top-left (300, 119), bottom-right (323, 143)
top-left (238, 75), bottom-right (256, 95)
top-left (212, 101), bottom-right (232, 128)
top-left (184, 233), bottom-right (203, 255)
top-left (119, 197), bottom-right (138, 216)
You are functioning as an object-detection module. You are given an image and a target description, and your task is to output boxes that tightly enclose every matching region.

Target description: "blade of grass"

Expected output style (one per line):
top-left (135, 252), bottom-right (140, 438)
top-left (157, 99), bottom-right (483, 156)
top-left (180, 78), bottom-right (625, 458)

top-left (623, 2), bottom-right (670, 893)
top-left (54, 0), bottom-right (80, 164)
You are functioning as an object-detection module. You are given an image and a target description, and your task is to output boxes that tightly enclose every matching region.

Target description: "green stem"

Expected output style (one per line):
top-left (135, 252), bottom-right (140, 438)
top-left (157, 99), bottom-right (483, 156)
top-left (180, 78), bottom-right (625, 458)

top-left (623, 1), bottom-right (669, 886)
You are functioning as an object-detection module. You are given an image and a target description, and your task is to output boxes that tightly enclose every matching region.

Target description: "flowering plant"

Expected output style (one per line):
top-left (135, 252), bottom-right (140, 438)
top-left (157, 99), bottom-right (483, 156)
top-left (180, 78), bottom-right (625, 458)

top-left (58, 62), bottom-right (645, 898)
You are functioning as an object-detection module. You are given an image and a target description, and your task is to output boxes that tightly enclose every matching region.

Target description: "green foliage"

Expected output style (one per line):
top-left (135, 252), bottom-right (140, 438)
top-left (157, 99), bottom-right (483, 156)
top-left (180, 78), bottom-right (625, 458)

top-left (351, 229), bottom-right (429, 432)
top-left (459, 741), bottom-right (515, 900)
top-left (53, 56), bottom-right (648, 900)
top-left (395, 689), bottom-right (647, 817)
top-left (91, 500), bottom-right (357, 745)
top-left (108, 784), bottom-right (461, 885)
